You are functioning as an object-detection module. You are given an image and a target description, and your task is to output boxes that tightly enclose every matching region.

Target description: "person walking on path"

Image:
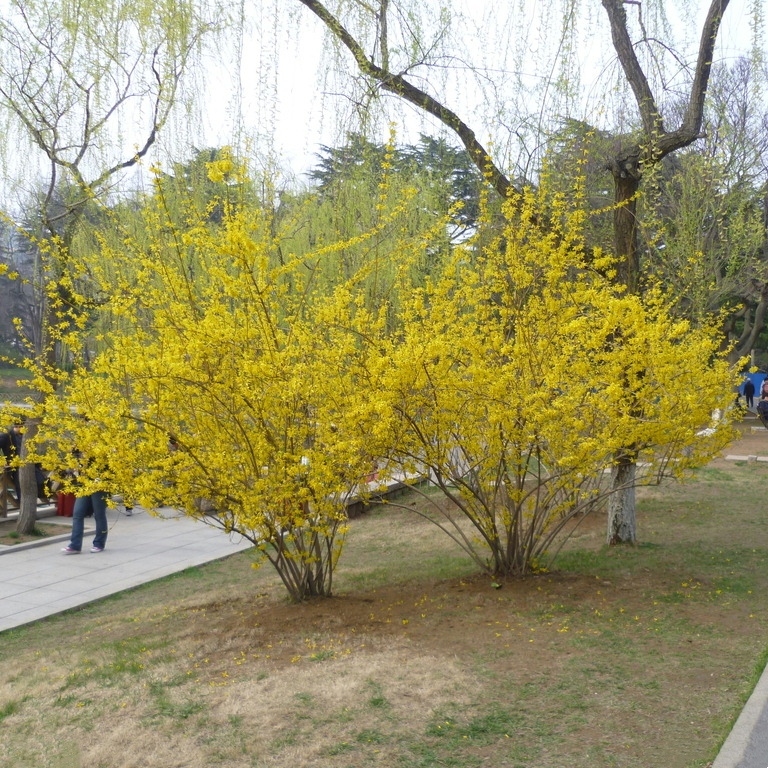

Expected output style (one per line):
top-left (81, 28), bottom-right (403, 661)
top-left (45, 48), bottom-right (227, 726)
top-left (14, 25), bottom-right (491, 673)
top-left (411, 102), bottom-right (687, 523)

top-left (757, 396), bottom-right (768, 429)
top-left (59, 449), bottom-right (111, 554)
top-left (61, 490), bottom-right (109, 553)
top-left (744, 378), bottom-right (756, 409)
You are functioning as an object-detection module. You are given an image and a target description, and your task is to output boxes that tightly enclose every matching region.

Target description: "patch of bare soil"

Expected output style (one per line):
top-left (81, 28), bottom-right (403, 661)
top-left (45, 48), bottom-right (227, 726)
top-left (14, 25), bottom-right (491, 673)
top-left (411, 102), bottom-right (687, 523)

top-left (719, 414), bottom-right (768, 458)
top-left (0, 518), bottom-right (70, 545)
top-left (190, 571), bottom-right (594, 671)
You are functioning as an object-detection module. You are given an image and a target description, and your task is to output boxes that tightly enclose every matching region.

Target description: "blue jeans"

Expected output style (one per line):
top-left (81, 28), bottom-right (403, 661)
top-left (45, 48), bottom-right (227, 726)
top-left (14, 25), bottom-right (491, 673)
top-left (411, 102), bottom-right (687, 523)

top-left (68, 492), bottom-right (109, 551)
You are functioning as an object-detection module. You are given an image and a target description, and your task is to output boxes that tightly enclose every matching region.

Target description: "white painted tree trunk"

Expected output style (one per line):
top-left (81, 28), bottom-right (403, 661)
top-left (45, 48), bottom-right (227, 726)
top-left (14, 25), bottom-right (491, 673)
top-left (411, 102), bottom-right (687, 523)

top-left (607, 457), bottom-right (636, 545)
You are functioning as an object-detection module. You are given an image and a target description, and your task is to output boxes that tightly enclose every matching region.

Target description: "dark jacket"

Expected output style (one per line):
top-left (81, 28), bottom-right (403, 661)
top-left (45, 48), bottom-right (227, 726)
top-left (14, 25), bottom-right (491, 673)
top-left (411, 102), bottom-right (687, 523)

top-left (0, 430), bottom-right (19, 464)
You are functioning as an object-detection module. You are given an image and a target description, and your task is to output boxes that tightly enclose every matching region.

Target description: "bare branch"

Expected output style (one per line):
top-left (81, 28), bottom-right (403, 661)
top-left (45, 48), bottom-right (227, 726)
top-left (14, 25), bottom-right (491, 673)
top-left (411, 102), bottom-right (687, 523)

top-left (297, 0), bottom-right (516, 199)
top-left (665, 0), bottom-right (731, 151)
top-left (603, 0), bottom-right (731, 156)
top-left (601, 0), bottom-right (663, 136)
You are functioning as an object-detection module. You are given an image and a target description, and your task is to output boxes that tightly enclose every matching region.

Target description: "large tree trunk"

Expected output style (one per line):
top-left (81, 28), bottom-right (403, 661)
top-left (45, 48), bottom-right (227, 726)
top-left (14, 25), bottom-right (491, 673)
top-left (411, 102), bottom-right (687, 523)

top-left (607, 168), bottom-right (641, 544)
top-left (16, 420), bottom-right (40, 535)
top-left (607, 453), bottom-right (637, 545)
top-left (612, 171), bottom-right (640, 293)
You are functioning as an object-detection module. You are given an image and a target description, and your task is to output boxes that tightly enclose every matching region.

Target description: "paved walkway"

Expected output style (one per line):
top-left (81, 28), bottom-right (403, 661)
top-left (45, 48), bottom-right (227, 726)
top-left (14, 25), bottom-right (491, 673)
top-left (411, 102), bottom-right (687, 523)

top-left (0, 504), bottom-right (251, 633)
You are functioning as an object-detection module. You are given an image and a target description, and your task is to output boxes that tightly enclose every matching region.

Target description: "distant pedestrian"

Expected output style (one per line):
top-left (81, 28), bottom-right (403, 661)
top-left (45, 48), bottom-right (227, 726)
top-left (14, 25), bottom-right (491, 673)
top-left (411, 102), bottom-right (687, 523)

top-left (757, 396), bottom-right (768, 429)
top-left (0, 421), bottom-right (52, 504)
top-left (0, 429), bottom-right (17, 504)
top-left (761, 378), bottom-right (768, 399)
top-left (744, 378), bottom-right (756, 409)
top-left (61, 491), bottom-right (109, 554)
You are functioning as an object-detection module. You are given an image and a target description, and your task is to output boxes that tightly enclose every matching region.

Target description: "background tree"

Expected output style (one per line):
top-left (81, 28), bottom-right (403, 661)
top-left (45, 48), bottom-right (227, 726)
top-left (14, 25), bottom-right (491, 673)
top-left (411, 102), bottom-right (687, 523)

top-left (294, 0), bottom-right (752, 544)
top-left (647, 58), bottom-right (768, 363)
top-left (0, 220), bottom-right (39, 357)
top-left (271, 131), bottom-right (479, 318)
top-left (650, 150), bottom-right (767, 357)
top-left (539, 60), bottom-right (768, 364)
top-left (155, 146), bottom-right (259, 227)
top-left (309, 132), bottom-right (483, 237)
top-left (0, 0), bottom-right (211, 533)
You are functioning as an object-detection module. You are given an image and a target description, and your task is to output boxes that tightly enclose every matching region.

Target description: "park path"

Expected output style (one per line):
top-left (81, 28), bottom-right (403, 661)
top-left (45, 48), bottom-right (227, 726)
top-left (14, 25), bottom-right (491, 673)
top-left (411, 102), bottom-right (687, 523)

top-left (0, 504), bottom-right (251, 633)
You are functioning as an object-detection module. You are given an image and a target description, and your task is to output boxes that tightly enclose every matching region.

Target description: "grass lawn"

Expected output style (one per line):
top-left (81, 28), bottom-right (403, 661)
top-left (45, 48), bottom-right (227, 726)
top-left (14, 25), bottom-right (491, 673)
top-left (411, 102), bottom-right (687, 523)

top-left (0, 362), bottom-right (34, 400)
top-left (1, 427), bottom-right (768, 767)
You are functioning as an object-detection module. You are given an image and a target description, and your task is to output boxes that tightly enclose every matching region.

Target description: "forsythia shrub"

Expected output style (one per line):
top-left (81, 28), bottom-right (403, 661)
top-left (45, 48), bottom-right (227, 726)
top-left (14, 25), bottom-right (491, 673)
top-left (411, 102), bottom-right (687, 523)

top-left (374, 185), bottom-right (736, 576)
top-left (33, 167), bottom-right (426, 601)
top-left (27, 166), bottom-right (737, 592)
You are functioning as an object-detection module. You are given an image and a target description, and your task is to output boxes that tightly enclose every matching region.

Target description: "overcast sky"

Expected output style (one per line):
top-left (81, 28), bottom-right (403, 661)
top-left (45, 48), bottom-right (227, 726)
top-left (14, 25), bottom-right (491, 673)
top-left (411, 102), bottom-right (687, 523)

top-left (1, 0), bottom-right (761, 206)
top-left (180, 0), bottom-right (765, 184)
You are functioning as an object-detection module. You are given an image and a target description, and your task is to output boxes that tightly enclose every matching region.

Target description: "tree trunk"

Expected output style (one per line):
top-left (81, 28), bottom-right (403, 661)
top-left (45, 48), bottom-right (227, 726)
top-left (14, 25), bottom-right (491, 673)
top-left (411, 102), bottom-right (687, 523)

top-left (607, 454), bottom-right (637, 545)
top-left (608, 168), bottom-right (641, 544)
top-left (16, 420), bottom-right (40, 535)
top-left (612, 171), bottom-right (640, 293)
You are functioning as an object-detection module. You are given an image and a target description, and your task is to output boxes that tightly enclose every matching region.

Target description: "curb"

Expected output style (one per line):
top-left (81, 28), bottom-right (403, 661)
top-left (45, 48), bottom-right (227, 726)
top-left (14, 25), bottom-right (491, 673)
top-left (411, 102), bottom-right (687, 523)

top-left (0, 505), bottom-right (91, 555)
top-left (0, 529), bottom-right (94, 555)
top-left (712, 659), bottom-right (768, 768)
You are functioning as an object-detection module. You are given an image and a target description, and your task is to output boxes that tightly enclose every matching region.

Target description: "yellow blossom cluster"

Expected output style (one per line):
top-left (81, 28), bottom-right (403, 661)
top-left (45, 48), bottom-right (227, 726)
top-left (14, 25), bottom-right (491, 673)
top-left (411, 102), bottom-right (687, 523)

top-left (24, 165), bottom-right (738, 594)
top-left (371, 186), bottom-right (736, 575)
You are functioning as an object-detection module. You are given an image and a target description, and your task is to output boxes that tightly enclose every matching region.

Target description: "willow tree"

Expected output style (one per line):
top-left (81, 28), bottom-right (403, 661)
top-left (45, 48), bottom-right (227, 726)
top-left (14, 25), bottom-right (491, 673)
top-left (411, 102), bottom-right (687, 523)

top-left (280, 132), bottom-right (482, 305)
top-left (647, 58), bottom-right (768, 363)
top-left (650, 148), bottom-right (767, 357)
top-left (292, 0), bottom-right (753, 544)
top-left (0, 0), bottom-right (213, 533)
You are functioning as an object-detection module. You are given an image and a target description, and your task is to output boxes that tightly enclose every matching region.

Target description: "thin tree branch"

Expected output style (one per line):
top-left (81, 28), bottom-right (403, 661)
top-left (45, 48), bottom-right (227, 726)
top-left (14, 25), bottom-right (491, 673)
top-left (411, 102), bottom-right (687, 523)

top-left (297, 0), bottom-right (516, 200)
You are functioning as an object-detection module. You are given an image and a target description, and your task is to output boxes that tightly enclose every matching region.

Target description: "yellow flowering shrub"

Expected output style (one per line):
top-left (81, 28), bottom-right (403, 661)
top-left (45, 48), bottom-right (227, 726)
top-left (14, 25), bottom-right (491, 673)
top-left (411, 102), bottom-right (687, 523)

top-left (375, 186), bottom-right (737, 576)
top-left (32, 179), bottom-right (412, 602)
top-left (26, 165), bottom-right (738, 591)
